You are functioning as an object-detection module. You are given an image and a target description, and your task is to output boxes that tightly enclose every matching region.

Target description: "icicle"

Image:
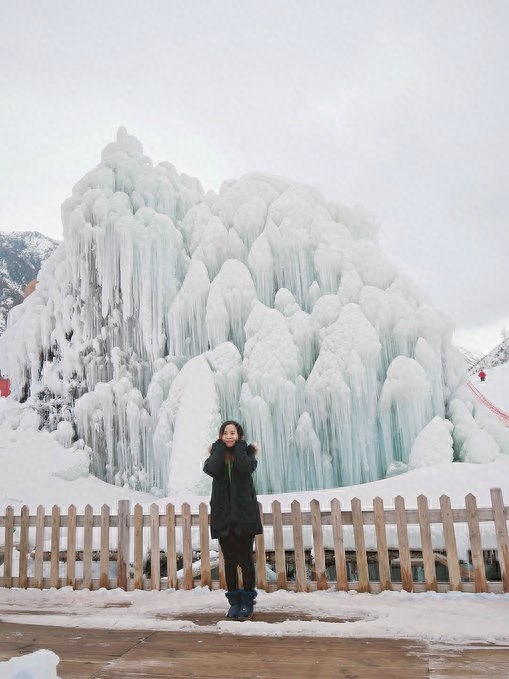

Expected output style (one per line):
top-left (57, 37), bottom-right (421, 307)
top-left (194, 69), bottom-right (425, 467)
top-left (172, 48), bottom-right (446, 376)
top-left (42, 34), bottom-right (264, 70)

top-left (248, 231), bottom-right (276, 306)
top-left (167, 259), bottom-right (210, 359)
top-left (206, 260), bottom-right (257, 354)
top-left (379, 356), bottom-right (434, 470)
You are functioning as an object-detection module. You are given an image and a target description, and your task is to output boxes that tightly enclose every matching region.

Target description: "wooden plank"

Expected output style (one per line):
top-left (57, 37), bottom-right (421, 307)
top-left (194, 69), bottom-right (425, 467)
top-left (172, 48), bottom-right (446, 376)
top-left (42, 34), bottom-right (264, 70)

top-left (66, 505), bottom-right (76, 588)
top-left (291, 500), bottom-right (308, 592)
top-left (395, 495), bottom-right (413, 592)
top-left (165, 503), bottom-right (177, 590)
top-left (249, 505), bottom-right (498, 526)
top-left (2, 506), bottom-right (14, 587)
top-left (218, 541), bottom-right (227, 590)
top-left (83, 504), bottom-right (93, 589)
top-left (465, 493), bottom-right (488, 593)
top-left (310, 499), bottom-right (327, 590)
top-left (50, 505), bottom-right (60, 589)
top-left (2, 621), bottom-right (509, 679)
top-left (272, 500), bottom-right (287, 590)
top-left (150, 503), bottom-right (160, 590)
top-left (490, 488), bottom-right (509, 592)
top-left (117, 500), bottom-right (130, 591)
top-left (374, 497), bottom-right (391, 591)
top-left (351, 497), bottom-right (369, 592)
top-left (12, 620), bottom-right (508, 679)
top-left (133, 504), bottom-right (143, 590)
top-left (100, 504), bottom-right (110, 589)
top-left (34, 505), bottom-right (45, 589)
top-left (5, 576), bottom-right (503, 594)
top-left (199, 502), bottom-right (211, 588)
top-left (18, 505), bottom-right (30, 589)
top-left (331, 498), bottom-right (348, 591)
top-left (439, 494), bottom-right (462, 591)
top-left (181, 503), bottom-right (193, 590)
top-left (417, 494), bottom-right (437, 592)
top-left (255, 501), bottom-right (267, 590)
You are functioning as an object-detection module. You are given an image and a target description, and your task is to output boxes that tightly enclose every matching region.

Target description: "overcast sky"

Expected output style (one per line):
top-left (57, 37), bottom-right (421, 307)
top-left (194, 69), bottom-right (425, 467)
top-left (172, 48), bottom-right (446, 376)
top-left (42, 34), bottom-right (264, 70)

top-left (1, 1), bottom-right (508, 353)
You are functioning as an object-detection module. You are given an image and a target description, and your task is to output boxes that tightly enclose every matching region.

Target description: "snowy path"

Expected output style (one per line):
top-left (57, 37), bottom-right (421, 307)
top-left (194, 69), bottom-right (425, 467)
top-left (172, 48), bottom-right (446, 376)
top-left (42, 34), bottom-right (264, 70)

top-left (1, 587), bottom-right (509, 645)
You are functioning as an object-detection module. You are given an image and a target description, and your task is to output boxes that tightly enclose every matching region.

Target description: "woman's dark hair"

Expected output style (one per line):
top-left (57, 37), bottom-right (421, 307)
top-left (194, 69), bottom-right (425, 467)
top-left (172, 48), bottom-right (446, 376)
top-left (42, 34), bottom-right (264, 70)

top-left (219, 420), bottom-right (244, 439)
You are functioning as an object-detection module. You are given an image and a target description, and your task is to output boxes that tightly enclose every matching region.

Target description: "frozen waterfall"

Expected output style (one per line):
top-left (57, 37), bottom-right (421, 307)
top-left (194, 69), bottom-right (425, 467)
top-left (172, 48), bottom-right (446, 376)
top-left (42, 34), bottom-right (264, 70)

top-left (1, 127), bottom-right (507, 496)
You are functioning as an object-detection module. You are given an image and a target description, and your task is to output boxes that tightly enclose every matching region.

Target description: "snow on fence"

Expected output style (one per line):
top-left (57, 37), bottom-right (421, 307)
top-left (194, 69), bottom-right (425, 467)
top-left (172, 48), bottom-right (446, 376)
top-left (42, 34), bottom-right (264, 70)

top-left (1, 489), bottom-right (508, 594)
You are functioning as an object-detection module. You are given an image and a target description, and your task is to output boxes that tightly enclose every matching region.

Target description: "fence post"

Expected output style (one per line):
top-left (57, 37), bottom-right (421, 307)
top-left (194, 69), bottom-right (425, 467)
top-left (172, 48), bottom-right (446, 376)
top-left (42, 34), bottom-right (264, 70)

top-left (417, 494), bottom-right (437, 592)
top-left (291, 500), bottom-right (308, 592)
top-left (272, 500), bottom-right (287, 590)
top-left (465, 493), bottom-right (488, 593)
top-left (331, 498), bottom-right (347, 591)
top-left (166, 503), bottom-right (178, 590)
top-left (67, 505), bottom-right (77, 588)
top-left (395, 495), bottom-right (413, 592)
top-left (255, 501), bottom-right (267, 591)
top-left (150, 503), bottom-right (161, 590)
top-left (100, 504), bottom-right (111, 589)
top-left (439, 494), bottom-right (462, 591)
top-left (50, 505), bottom-right (60, 589)
top-left (374, 497), bottom-right (391, 591)
top-left (133, 504), bottom-right (144, 590)
top-left (34, 505), bottom-right (45, 589)
top-left (182, 503), bottom-right (193, 590)
top-left (117, 500), bottom-right (131, 591)
top-left (83, 505), bottom-right (93, 590)
top-left (351, 498), bottom-right (369, 593)
top-left (2, 507), bottom-right (14, 588)
top-left (19, 505), bottom-right (30, 589)
top-left (490, 488), bottom-right (509, 593)
top-left (199, 502), bottom-right (211, 588)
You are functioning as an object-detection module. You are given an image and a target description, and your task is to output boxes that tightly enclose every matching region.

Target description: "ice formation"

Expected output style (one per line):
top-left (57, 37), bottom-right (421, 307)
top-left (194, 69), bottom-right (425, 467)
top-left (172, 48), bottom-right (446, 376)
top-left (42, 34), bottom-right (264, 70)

top-left (1, 128), bottom-right (508, 496)
top-left (0, 649), bottom-right (61, 679)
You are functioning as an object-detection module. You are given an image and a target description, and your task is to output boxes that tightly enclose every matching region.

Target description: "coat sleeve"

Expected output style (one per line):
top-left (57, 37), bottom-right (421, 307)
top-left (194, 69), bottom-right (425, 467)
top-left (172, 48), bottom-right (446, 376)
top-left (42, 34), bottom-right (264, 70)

top-left (231, 440), bottom-right (258, 476)
top-left (203, 440), bottom-right (226, 478)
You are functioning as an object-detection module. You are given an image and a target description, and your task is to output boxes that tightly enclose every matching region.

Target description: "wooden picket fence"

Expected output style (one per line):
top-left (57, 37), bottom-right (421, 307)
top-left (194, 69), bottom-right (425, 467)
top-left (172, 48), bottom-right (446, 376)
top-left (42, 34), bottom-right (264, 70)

top-left (1, 488), bottom-right (508, 594)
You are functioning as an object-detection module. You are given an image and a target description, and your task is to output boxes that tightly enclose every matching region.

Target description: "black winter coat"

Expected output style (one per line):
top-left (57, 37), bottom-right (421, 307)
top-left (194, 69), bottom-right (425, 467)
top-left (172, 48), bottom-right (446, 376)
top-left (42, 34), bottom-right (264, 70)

top-left (203, 439), bottom-right (263, 539)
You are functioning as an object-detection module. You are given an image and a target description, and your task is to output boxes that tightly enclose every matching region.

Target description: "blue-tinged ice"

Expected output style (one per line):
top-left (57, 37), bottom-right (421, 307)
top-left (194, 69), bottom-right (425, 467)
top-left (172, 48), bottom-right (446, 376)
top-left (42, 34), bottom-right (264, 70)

top-left (1, 127), bottom-right (508, 496)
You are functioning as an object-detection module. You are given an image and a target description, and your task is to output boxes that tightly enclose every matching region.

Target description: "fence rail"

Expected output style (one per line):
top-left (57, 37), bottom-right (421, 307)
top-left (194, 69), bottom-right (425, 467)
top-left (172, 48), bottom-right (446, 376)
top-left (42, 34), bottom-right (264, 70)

top-left (1, 489), bottom-right (508, 594)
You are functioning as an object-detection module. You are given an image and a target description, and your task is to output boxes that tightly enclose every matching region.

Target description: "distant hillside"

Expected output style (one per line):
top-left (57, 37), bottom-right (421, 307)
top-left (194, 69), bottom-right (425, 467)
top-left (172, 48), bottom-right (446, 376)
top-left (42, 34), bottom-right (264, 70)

top-left (468, 337), bottom-right (509, 375)
top-left (456, 345), bottom-right (484, 371)
top-left (0, 231), bottom-right (59, 333)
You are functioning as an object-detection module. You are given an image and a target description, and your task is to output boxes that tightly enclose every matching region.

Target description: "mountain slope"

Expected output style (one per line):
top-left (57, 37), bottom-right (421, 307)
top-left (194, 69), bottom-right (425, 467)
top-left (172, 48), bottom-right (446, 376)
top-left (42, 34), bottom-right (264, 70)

top-left (0, 231), bottom-right (59, 333)
top-left (455, 345), bottom-right (483, 371)
top-left (469, 337), bottom-right (509, 374)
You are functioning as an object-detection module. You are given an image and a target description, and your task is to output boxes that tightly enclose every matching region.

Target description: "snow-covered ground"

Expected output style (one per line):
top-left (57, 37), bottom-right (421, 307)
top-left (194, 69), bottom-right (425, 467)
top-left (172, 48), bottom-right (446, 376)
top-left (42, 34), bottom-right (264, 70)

top-left (1, 587), bottom-right (508, 679)
top-left (0, 364), bottom-right (508, 677)
top-left (476, 362), bottom-right (509, 413)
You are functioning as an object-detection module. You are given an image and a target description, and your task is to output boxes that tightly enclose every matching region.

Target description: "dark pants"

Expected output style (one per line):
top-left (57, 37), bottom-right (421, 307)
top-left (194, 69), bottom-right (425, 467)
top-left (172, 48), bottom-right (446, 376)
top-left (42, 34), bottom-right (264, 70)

top-left (219, 533), bottom-right (256, 591)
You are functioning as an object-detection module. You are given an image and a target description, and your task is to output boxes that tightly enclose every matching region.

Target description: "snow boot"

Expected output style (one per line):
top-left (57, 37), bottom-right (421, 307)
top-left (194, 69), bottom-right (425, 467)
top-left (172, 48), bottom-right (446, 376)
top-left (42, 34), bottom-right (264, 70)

top-left (225, 590), bottom-right (242, 619)
top-left (238, 589), bottom-right (257, 620)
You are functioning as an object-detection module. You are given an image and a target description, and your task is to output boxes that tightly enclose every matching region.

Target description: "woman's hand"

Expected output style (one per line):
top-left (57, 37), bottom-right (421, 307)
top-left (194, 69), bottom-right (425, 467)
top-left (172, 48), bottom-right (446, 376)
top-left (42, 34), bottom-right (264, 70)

top-left (251, 442), bottom-right (260, 457)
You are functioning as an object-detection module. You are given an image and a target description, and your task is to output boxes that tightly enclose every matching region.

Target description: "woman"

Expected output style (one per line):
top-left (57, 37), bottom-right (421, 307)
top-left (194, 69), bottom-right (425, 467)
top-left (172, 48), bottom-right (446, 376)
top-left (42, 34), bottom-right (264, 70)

top-left (203, 420), bottom-right (262, 619)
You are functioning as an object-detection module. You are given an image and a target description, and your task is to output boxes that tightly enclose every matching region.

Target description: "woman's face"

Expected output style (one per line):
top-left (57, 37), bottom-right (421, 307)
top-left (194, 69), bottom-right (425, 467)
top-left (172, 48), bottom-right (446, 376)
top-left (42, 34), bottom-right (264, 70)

top-left (221, 424), bottom-right (239, 448)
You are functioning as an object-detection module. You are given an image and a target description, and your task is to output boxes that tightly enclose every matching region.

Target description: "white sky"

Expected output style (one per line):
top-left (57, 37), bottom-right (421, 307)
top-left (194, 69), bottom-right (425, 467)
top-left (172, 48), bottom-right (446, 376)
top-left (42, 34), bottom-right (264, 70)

top-left (1, 1), bottom-right (508, 353)
top-left (1, 367), bottom-right (509, 677)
